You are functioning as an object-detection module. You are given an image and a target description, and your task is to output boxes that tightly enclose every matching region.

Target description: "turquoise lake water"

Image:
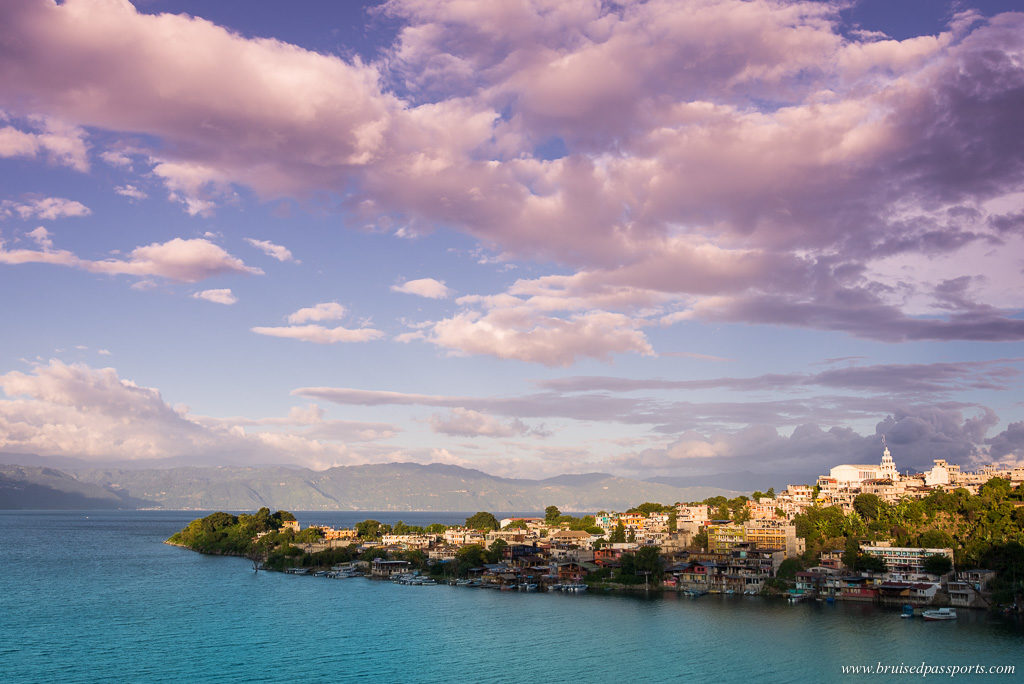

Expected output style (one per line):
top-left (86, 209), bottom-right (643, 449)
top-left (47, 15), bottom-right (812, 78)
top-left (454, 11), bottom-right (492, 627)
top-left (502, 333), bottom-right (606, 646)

top-left (1, 510), bottom-right (1021, 683)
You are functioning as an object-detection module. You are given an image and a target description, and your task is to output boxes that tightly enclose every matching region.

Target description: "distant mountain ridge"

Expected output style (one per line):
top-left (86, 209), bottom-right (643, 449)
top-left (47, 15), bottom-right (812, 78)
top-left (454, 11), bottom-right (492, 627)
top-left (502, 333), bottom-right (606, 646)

top-left (0, 459), bottom-right (742, 511)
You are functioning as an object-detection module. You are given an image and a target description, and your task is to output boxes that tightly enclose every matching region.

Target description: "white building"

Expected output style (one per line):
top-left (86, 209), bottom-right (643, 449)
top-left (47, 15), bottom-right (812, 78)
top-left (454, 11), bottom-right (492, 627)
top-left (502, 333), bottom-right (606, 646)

top-left (829, 440), bottom-right (900, 486)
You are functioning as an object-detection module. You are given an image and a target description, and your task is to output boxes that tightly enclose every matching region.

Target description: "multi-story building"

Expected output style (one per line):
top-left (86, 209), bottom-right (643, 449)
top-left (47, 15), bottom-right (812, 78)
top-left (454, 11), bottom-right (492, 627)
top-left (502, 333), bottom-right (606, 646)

top-left (620, 513), bottom-right (647, 531)
top-left (444, 527), bottom-right (485, 546)
top-left (380, 533), bottom-right (435, 549)
top-left (706, 523), bottom-right (746, 553)
top-left (676, 504), bottom-right (709, 524)
top-left (860, 544), bottom-right (953, 574)
top-left (742, 521), bottom-right (805, 558)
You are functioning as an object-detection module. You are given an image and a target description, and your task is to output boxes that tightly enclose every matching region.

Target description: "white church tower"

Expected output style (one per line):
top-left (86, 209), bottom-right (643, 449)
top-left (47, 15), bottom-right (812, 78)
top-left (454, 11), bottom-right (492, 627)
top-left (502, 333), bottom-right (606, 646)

top-left (879, 435), bottom-right (899, 482)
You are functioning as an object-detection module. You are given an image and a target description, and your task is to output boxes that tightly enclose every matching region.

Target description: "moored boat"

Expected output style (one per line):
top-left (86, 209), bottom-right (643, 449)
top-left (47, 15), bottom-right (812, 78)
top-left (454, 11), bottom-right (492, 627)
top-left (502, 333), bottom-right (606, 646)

top-left (922, 608), bottom-right (957, 621)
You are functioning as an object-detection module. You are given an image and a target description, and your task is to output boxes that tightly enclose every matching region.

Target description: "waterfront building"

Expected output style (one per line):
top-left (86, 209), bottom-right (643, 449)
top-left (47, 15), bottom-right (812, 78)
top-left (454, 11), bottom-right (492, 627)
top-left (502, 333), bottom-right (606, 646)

top-left (859, 544), bottom-right (954, 574)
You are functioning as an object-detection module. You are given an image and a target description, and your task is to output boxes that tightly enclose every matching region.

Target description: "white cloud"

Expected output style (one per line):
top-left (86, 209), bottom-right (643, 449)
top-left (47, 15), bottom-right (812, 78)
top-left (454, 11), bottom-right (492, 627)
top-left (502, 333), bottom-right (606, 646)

top-left (1, 197), bottom-right (91, 220)
top-left (391, 277), bottom-right (451, 299)
top-left (0, 360), bottom-right (360, 466)
top-left (191, 288), bottom-right (238, 305)
top-left (114, 184), bottom-right (147, 201)
top-left (0, 233), bottom-right (263, 283)
top-left (251, 324), bottom-right (384, 344)
top-left (287, 302), bottom-right (347, 324)
top-left (0, 116), bottom-right (89, 171)
top-left (244, 237), bottom-right (298, 263)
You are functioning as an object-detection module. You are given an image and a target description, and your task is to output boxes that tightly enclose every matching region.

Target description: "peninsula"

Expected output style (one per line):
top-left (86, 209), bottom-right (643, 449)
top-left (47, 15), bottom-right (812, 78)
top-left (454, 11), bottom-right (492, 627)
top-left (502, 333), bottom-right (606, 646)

top-left (168, 463), bottom-right (1024, 613)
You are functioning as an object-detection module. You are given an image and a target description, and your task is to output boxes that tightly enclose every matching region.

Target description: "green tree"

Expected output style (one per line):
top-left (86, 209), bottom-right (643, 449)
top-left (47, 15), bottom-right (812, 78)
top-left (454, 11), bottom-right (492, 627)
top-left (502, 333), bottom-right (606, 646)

top-left (355, 519), bottom-right (390, 539)
top-left (545, 506), bottom-right (561, 523)
top-left (853, 493), bottom-right (882, 521)
top-left (486, 539), bottom-right (508, 564)
top-left (923, 554), bottom-right (953, 576)
top-left (692, 528), bottom-right (708, 551)
top-left (503, 519), bottom-right (528, 530)
top-left (918, 529), bottom-right (954, 549)
top-left (609, 521), bottom-right (627, 543)
top-left (465, 511), bottom-right (499, 531)
top-left (776, 557), bottom-right (804, 580)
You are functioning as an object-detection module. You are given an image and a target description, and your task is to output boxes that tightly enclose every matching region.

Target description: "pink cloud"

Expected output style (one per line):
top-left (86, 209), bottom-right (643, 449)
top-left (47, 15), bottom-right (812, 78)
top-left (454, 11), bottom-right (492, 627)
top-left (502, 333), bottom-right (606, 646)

top-left (0, 115), bottom-right (90, 171)
top-left (1, 1), bottom-right (1022, 341)
top-left (191, 288), bottom-right (237, 305)
top-left (286, 302), bottom-right (347, 324)
top-left (0, 360), bottom-right (361, 466)
top-left (255, 303), bottom-right (382, 343)
top-left (1, 197), bottom-right (91, 220)
top-left (0, 233), bottom-right (262, 283)
top-left (391, 277), bottom-right (451, 299)
top-left (251, 324), bottom-right (385, 344)
top-left (244, 237), bottom-right (297, 263)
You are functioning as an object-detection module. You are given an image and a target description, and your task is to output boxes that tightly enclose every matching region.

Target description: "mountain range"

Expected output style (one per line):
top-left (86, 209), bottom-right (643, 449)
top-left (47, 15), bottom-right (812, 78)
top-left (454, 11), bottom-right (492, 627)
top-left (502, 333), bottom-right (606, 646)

top-left (0, 458), bottom-right (742, 511)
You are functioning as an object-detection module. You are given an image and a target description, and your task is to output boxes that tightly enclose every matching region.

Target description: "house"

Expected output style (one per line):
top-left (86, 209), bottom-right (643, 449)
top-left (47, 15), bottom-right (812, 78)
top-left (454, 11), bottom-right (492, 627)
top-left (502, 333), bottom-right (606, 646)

top-left (860, 544), bottom-right (953, 574)
top-left (370, 559), bottom-right (411, 578)
top-left (548, 529), bottom-right (595, 548)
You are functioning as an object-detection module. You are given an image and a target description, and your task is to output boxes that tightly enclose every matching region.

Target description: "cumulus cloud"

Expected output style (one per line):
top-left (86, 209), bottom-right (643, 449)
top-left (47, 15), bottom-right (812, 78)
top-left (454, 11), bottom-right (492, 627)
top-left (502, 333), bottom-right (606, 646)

top-left (287, 302), bottom-right (347, 324)
top-left (191, 288), bottom-right (237, 305)
top-left (0, 360), bottom-right (361, 466)
top-left (391, 277), bottom-right (451, 299)
top-left (114, 184), bottom-right (147, 201)
top-left (986, 421), bottom-right (1024, 459)
top-left (610, 406), bottom-right (1007, 484)
top-left (0, 233), bottom-right (263, 283)
top-left (1, 197), bottom-right (90, 220)
top-left (0, 115), bottom-right (89, 171)
top-left (244, 238), bottom-right (297, 263)
top-left (0, 0), bottom-right (1022, 343)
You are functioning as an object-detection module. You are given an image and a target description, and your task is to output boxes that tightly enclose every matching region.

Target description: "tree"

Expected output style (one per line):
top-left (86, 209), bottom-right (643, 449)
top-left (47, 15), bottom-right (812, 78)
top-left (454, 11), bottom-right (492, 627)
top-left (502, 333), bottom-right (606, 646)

top-left (853, 493), bottom-right (882, 521)
top-left (356, 519), bottom-right (390, 539)
top-left (693, 528), bottom-right (708, 551)
top-left (918, 529), bottom-right (953, 549)
top-left (609, 521), bottom-right (627, 543)
top-left (465, 511), bottom-right (499, 531)
top-left (626, 528), bottom-right (637, 543)
top-left (486, 539), bottom-right (508, 564)
top-left (776, 558), bottom-right (804, 580)
top-left (923, 554), bottom-right (953, 576)
top-left (503, 519), bottom-right (529, 530)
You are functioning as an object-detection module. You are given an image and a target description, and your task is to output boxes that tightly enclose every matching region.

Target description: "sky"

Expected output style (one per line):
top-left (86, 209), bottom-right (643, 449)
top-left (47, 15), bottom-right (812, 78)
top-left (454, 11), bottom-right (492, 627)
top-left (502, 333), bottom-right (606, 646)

top-left (0, 0), bottom-right (1023, 485)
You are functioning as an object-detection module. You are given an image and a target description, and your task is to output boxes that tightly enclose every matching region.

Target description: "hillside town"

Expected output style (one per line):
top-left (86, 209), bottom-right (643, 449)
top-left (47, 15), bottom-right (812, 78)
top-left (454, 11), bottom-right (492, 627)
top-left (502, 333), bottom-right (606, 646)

top-left (256, 445), bottom-right (1024, 613)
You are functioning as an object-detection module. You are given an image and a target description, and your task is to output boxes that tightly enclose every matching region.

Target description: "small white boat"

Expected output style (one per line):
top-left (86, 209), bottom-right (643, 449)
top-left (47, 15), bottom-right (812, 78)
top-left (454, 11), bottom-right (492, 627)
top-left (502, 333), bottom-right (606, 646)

top-left (922, 608), bottom-right (957, 621)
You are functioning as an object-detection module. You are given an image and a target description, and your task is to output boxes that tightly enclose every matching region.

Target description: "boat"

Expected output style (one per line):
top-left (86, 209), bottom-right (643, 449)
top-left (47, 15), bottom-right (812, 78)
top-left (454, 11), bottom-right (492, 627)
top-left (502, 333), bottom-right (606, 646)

top-left (922, 608), bottom-right (957, 621)
top-left (900, 604), bottom-right (915, 619)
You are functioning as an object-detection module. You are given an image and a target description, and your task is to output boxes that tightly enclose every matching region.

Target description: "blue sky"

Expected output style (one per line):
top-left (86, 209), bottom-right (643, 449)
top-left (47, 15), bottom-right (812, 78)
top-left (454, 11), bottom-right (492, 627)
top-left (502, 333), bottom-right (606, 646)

top-left (0, 0), bottom-right (1022, 484)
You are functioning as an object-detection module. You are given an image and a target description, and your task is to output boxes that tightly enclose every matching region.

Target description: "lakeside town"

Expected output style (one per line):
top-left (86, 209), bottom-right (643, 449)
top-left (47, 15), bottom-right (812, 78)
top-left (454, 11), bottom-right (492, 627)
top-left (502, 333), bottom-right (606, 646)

top-left (170, 444), bottom-right (1024, 617)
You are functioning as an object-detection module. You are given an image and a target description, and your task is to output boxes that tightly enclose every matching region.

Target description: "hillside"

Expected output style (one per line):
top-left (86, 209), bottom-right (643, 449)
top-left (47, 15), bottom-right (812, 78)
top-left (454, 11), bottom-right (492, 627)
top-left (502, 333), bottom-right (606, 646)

top-left (0, 465), bottom-right (153, 509)
top-left (4, 461), bottom-right (740, 511)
